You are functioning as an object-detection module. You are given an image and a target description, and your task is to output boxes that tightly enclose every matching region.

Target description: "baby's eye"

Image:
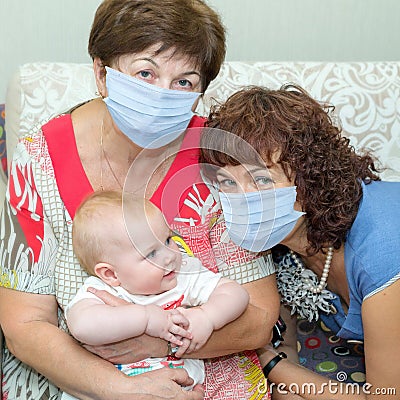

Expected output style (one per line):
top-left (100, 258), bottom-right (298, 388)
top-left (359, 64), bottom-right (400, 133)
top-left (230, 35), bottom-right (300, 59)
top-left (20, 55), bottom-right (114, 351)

top-left (165, 237), bottom-right (171, 246)
top-left (146, 250), bottom-right (156, 259)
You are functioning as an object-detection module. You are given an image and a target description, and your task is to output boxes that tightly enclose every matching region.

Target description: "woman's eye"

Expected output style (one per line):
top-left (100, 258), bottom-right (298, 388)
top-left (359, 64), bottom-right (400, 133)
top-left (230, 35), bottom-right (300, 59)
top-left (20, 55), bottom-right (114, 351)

top-left (218, 179), bottom-right (237, 187)
top-left (174, 79), bottom-right (193, 91)
top-left (178, 79), bottom-right (191, 87)
top-left (137, 70), bottom-right (152, 80)
top-left (254, 176), bottom-right (274, 187)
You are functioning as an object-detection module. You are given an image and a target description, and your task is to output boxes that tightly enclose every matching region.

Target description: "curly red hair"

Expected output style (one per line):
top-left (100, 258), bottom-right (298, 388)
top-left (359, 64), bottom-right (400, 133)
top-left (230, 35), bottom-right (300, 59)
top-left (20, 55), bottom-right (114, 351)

top-left (200, 84), bottom-right (380, 254)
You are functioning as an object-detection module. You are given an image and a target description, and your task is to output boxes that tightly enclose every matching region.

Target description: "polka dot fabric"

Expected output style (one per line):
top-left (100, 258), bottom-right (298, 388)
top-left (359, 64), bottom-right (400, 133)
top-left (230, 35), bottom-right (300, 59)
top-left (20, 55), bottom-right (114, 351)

top-left (297, 318), bottom-right (366, 384)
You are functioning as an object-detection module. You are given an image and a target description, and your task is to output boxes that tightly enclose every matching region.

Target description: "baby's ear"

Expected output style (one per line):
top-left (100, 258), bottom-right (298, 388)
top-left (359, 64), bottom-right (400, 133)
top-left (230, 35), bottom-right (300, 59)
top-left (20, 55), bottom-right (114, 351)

top-left (94, 262), bottom-right (120, 287)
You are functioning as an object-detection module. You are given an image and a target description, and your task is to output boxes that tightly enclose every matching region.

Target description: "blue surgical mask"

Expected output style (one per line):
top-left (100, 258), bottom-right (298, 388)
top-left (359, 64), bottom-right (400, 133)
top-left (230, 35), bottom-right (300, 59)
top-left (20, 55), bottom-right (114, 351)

top-left (219, 186), bottom-right (305, 252)
top-left (103, 66), bottom-right (201, 149)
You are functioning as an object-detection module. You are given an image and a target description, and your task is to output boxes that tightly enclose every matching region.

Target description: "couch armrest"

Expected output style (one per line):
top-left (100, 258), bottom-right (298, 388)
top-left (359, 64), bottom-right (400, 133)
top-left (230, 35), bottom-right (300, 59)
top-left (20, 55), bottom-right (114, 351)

top-left (5, 62), bottom-right (97, 172)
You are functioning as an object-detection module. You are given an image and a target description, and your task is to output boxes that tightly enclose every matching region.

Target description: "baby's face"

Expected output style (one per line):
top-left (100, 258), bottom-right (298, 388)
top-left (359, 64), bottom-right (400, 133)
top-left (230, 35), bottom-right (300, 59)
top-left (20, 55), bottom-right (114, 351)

top-left (113, 208), bottom-right (182, 295)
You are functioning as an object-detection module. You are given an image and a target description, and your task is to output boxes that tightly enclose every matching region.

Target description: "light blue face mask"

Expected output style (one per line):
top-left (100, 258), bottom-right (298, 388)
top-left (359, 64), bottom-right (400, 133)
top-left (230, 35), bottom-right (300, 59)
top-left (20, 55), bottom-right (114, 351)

top-left (103, 66), bottom-right (201, 149)
top-left (219, 186), bottom-right (305, 252)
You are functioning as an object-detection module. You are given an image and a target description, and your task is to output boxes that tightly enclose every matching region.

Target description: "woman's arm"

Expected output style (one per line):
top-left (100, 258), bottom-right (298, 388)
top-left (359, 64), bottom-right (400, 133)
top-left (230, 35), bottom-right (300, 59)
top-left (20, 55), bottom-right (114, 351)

top-left (257, 303), bottom-right (300, 367)
top-left (192, 274), bottom-right (280, 357)
top-left (264, 349), bottom-right (364, 400)
top-left (362, 278), bottom-right (400, 398)
top-left (0, 287), bottom-right (204, 400)
top-left (259, 280), bottom-right (400, 400)
top-left (258, 304), bottom-right (303, 400)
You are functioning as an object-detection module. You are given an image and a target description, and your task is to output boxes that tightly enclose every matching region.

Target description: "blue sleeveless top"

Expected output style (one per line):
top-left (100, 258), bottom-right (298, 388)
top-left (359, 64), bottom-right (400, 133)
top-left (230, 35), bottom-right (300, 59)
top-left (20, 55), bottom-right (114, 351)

top-left (323, 181), bottom-right (400, 340)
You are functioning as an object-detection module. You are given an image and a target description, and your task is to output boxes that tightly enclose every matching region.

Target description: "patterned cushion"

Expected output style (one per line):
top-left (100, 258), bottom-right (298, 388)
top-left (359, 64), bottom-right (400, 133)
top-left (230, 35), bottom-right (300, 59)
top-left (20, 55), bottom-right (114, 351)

top-left (5, 62), bottom-right (97, 172)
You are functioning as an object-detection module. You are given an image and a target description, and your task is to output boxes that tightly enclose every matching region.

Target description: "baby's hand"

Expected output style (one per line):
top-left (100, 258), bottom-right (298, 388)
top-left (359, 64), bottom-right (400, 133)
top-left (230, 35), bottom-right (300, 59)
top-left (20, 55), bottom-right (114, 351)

top-left (145, 305), bottom-right (192, 346)
top-left (174, 307), bottom-right (214, 357)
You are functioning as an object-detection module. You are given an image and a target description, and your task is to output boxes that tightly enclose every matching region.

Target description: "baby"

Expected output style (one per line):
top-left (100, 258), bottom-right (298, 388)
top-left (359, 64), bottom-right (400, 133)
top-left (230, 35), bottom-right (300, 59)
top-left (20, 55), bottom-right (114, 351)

top-left (62, 191), bottom-right (249, 398)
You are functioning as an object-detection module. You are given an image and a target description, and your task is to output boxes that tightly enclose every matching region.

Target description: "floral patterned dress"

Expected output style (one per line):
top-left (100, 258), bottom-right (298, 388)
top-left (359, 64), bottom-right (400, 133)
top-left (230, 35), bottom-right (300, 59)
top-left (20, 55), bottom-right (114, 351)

top-left (0, 114), bottom-right (274, 399)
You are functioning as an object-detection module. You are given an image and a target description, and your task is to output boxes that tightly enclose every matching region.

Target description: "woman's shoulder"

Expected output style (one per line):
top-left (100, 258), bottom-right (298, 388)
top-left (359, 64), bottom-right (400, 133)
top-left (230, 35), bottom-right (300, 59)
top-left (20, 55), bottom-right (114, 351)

top-left (346, 180), bottom-right (400, 297)
top-left (362, 179), bottom-right (400, 197)
top-left (351, 180), bottom-right (400, 232)
top-left (11, 115), bottom-right (63, 168)
top-left (20, 114), bottom-right (72, 146)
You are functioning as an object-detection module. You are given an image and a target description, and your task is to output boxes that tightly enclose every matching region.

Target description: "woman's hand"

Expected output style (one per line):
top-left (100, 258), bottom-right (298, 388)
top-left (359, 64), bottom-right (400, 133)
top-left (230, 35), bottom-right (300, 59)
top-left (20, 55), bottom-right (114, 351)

top-left (117, 368), bottom-right (205, 400)
top-left (87, 286), bottom-right (128, 306)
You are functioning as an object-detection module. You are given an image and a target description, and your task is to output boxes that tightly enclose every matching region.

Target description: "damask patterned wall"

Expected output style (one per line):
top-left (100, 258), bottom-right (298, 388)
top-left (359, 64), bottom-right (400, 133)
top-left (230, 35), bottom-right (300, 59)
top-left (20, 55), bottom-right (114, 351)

top-left (2, 0), bottom-right (400, 102)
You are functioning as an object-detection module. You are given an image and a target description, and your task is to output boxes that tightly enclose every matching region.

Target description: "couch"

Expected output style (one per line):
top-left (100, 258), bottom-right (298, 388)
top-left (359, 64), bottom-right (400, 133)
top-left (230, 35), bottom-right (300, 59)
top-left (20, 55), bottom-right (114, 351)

top-left (3, 61), bottom-right (400, 382)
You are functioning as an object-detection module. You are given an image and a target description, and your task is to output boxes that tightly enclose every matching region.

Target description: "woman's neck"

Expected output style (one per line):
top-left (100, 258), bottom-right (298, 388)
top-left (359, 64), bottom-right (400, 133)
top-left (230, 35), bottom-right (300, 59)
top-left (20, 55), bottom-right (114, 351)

top-left (73, 99), bottom-right (184, 194)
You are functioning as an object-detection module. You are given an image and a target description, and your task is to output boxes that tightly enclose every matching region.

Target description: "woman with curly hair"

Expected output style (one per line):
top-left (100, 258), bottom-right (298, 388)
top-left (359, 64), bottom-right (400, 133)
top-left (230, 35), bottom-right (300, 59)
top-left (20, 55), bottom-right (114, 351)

top-left (200, 84), bottom-right (400, 399)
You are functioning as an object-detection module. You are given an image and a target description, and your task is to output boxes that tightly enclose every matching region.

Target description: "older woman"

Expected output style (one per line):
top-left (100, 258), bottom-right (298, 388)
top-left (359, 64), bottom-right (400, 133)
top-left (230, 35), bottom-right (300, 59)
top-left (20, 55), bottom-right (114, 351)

top-left (200, 84), bottom-right (400, 399)
top-left (0, 2), bottom-right (278, 399)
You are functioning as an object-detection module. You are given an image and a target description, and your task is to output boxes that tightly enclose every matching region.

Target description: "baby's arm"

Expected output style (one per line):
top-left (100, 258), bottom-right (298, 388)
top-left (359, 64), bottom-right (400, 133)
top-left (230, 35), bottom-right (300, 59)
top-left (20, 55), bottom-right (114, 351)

top-left (177, 277), bottom-right (249, 355)
top-left (66, 298), bottom-right (191, 346)
top-left (200, 277), bottom-right (249, 328)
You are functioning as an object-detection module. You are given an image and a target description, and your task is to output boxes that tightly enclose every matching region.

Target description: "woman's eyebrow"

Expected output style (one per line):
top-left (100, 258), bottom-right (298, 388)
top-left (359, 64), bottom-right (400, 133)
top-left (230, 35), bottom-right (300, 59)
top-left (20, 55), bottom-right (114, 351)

top-left (216, 170), bottom-right (232, 178)
top-left (182, 70), bottom-right (201, 77)
top-left (133, 58), bottom-right (200, 77)
top-left (245, 166), bottom-right (270, 174)
top-left (135, 57), bottom-right (158, 67)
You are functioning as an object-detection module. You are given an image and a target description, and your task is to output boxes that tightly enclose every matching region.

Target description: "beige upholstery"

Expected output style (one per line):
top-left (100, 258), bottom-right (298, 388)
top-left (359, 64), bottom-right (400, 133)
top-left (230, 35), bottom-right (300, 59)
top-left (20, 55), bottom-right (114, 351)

top-left (5, 62), bottom-right (97, 173)
top-left (5, 61), bottom-right (400, 185)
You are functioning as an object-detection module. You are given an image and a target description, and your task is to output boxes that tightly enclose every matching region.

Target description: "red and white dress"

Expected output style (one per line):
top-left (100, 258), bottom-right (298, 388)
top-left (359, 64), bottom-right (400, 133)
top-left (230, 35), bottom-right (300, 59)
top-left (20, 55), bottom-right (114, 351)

top-left (0, 114), bottom-right (274, 399)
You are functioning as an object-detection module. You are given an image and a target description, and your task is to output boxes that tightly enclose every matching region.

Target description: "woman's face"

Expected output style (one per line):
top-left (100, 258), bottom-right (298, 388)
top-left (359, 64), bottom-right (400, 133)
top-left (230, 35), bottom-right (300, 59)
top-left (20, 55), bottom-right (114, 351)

top-left (215, 162), bottom-right (305, 248)
top-left (108, 44), bottom-right (202, 94)
top-left (94, 43), bottom-right (203, 147)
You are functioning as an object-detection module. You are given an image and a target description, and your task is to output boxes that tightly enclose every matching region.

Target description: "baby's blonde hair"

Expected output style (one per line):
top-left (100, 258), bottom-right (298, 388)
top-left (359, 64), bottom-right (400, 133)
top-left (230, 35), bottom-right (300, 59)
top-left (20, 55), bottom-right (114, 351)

top-left (72, 191), bottom-right (157, 275)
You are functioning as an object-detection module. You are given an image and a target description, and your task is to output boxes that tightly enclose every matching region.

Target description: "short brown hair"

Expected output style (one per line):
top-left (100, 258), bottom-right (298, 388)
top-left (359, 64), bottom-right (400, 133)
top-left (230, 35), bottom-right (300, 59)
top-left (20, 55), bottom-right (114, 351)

top-left (88, 0), bottom-right (226, 90)
top-left (201, 84), bottom-right (381, 254)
